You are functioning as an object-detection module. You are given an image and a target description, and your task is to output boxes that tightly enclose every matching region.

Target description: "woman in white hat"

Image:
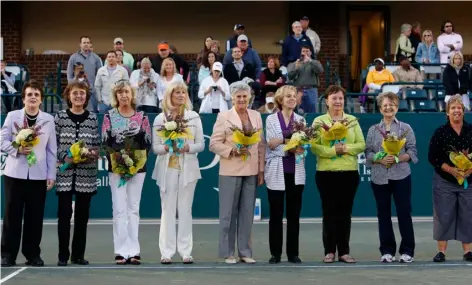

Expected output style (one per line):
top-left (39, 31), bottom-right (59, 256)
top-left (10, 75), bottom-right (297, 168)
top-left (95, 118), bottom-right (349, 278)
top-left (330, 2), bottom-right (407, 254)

top-left (198, 62), bottom-right (231, 113)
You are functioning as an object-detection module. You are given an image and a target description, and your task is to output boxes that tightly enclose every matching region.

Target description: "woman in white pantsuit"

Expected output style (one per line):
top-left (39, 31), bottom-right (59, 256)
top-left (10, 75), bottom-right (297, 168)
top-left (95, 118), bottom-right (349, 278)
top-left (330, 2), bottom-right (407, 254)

top-left (152, 81), bottom-right (205, 264)
top-left (101, 80), bottom-right (152, 265)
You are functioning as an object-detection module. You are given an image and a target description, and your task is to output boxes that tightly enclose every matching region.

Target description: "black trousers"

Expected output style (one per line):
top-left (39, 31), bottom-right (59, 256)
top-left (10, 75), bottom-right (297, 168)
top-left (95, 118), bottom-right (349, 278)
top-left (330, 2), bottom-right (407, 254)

top-left (57, 192), bottom-right (92, 261)
top-left (267, 173), bottom-right (304, 258)
top-left (315, 171), bottom-right (359, 256)
top-left (371, 175), bottom-right (415, 256)
top-left (1, 175), bottom-right (47, 261)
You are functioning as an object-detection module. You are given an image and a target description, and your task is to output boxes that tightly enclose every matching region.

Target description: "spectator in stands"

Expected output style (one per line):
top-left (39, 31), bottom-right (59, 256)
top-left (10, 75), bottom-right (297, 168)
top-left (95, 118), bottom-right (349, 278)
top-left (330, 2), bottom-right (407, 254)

top-left (265, 85), bottom-right (305, 264)
top-left (287, 43), bottom-right (323, 113)
top-left (366, 58), bottom-right (395, 92)
top-left (1, 60), bottom-right (17, 112)
top-left (428, 95), bottom-right (472, 263)
top-left (282, 21), bottom-right (315, 67)
top-left (130, 57), bottom-right (160, 114)
top-left (223, 35), bottom-right (262, 79)
top-left (101, 80), bottom-right (151, 265)
top-left (260, 56), bottom-right (285, 97)
top-left (198, 62), bottom-right (230, 114)
top-left (409, 22), bottom-right (422, 63)
top-left (393, 55), bottom-right (424, 91)
top-left (209, 82), bottom-right (265, 264)
top-left (104, 38), bottom-right (134, 71)
top-left (198, 51), bottom-right (217, 84)
top-left (71, 63), bottom-right (89, 88)
top-left (415, 30), bottom-right (440, 79)
top-left (152, 81), bottom-right (204, 265)
top-left (55, 81), bottom-right (99, 266)
top-left (67, 36), bottom-right (102, 113)
top-left (394, 24), bottom-right (415, 63)
top-left (226, 24), bottom-right (252, 51)
top-left (115, 49), bottom-right (132, 76)
top-left (443, 51), bottom-right (471, 111)
top-left (210, 40), bottom-right (223, 61)
top-left (257, 92), bottom-right (278, 114)
top-left (1, 80), bottom-right (57, 267)
top-left (151, 42), bottom-right (189, 82)
top-left (311, 85), bottom-right (365, 264)
top-left (95, 50), bottom-right (129, 113)
top-left (365, 91), bottom-right (418, 264)
top-left (157, 58), bottom-right (184, 109)
top-left (222, 47), bottom-right (259, 105)
top-left (300, 16), bottom-right (321, 54)
top-left (437, 20), bottom-right (463, 65)
top-left (197, 36), bottom-right (214, 68)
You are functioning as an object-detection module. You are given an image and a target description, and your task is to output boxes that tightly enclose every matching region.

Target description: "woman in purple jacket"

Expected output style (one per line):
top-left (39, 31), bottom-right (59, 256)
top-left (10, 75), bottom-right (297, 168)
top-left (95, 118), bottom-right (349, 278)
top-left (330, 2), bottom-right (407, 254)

top-left (1, 80), bottom-right (57, 267)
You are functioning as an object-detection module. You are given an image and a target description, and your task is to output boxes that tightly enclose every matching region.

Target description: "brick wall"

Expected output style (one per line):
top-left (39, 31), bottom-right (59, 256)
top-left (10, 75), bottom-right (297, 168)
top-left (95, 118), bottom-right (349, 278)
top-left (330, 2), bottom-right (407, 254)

top-left (1, 2), bottom-right (22, 63)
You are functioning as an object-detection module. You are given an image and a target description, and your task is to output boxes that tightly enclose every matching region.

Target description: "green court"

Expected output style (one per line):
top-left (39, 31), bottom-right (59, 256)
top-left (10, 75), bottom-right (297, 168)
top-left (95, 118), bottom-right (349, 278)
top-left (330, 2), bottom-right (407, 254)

top-left (1, 219), bottom-right (471, 284)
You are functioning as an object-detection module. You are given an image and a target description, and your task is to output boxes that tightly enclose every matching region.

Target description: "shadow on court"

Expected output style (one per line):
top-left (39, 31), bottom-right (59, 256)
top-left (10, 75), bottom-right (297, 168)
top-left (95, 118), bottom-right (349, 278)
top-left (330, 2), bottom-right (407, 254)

top-left (1, 221), bottom-right (471, 284)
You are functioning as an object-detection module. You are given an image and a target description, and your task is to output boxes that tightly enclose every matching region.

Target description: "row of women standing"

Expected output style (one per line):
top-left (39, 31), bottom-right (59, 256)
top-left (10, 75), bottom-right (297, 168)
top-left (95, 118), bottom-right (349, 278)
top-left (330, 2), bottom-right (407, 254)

top-left (1, 80), bottom-right (472, 267)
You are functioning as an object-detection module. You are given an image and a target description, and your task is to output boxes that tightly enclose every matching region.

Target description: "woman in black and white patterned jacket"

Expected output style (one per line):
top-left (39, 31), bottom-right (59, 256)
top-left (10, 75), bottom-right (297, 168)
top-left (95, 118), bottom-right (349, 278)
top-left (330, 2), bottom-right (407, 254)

top-left (54, 81), bottom-right (99, 266)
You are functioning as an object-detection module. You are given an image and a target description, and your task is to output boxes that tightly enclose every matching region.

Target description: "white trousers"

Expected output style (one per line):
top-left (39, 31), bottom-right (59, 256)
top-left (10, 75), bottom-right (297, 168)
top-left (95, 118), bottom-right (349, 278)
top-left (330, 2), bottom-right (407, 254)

top-left (159, 168), bottom-right (197, 259)
top-left (109, 172), bottom-right (146, 258)
top-left (445, 94), bottom-right (470, 111)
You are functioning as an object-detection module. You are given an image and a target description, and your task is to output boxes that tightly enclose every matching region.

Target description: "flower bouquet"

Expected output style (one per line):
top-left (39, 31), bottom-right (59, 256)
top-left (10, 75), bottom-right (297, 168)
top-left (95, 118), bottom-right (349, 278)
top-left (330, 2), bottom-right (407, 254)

top-left (314, 118), bottom-right (357, 159)
top-left (11, 116), bottom-right (48, 166)
top-left (283, 119), bottom-right (319, 163)
top-left (102, 138), bottom-right (147, 187)
top-left (155, 111), bottom-right (195, 156)
top-left (227, 121), bottom-right (262, 161)
top-left (448, 148), bottom-right (472, 189)
top-left (373, 126), bottom-right (409, 168)
top-left (59, 140), bottom-right (99, 172)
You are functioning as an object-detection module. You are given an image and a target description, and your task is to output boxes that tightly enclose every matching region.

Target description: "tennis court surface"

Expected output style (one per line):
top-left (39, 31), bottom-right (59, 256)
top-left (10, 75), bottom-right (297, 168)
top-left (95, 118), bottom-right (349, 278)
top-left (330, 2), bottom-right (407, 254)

top-left (1, 219), bottom-right (471, 285)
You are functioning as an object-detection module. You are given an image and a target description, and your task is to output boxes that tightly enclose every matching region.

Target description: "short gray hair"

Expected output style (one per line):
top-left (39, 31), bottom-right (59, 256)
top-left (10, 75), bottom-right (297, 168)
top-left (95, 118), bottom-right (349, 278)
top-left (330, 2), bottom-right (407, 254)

top-left (140, 57), bottom-right (152, 66)
top-left (230, 81), bottom-right (252, 100)
top-left (376, 92), bottom-right (399, 107)
top-left (401, 23), bottom-right (412, 33)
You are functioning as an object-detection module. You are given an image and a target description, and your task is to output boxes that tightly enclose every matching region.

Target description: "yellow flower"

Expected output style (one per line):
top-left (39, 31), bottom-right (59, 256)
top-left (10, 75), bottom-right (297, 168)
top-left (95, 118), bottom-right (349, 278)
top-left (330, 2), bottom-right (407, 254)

top-left (129, 166), bottom-right (137, 175)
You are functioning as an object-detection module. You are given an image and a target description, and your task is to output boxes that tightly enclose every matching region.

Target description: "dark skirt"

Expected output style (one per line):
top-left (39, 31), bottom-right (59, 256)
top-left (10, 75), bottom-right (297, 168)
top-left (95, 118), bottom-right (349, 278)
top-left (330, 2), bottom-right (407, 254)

top-left (432, 172), bottom-right (472, 243)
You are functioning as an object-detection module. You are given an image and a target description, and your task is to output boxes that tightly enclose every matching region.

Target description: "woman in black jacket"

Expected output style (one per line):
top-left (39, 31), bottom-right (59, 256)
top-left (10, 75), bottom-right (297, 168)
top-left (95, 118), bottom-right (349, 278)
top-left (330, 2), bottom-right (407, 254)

top-left (443, 51), bottom-right (471, 111)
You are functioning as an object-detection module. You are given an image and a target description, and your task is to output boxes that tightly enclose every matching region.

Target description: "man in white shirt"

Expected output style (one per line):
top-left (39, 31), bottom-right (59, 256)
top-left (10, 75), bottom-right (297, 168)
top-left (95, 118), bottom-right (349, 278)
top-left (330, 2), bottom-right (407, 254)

top-left (300, 16), bottom-right (321, 55)
top-left (437, 21), bottom-right (463, 64)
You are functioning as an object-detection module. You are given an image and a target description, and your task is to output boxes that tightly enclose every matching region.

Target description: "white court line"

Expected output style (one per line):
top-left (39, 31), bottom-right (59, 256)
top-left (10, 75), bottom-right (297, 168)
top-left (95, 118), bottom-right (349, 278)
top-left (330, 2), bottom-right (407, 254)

top-left (0, 267), bottom-right (27, 284)
top-left (33, 217), bottom-right (435, 226)
top-left (11, 263), bottom-right (472, 270)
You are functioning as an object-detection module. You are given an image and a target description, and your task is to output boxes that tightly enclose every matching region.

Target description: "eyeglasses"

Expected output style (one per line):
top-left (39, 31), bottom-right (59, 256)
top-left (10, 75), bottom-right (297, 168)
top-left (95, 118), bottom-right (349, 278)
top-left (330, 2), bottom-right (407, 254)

top-left (445, 25), bottom-right (452, 28)
top-left (424, 34), bottom-right (432, 37)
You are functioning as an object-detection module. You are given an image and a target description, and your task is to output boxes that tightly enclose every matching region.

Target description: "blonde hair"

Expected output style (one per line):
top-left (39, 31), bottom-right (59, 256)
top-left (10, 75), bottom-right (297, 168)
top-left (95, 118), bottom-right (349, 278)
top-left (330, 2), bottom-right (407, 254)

top-left (110, 80), bottom-right (137, 109)
top-left (274, 85), bottom-right (297, 110)
top-left (160, 57), bottom-right (177, 76)
top-left (446, 94), bottom-right (465, 114)
top-left (449, 51), bottom-right (464, 68)
top-left (162, 81), bottom-right (193, 113)
top-left (422, 30), bottom-right (434, 42)
top-left (376, 92), bottom-right (399, 108)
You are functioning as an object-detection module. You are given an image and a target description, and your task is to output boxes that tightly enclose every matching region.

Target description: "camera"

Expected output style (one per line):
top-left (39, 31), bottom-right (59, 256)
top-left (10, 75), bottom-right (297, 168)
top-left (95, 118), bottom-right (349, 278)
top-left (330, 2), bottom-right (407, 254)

top-left (212, 86), bottom-right (218, 91)
top-left (79, 70), bottom-right (85, 75)
top-left (299, 54), bottom-right (305, 61)
top-left (146, 78), bottom-right (151, 83)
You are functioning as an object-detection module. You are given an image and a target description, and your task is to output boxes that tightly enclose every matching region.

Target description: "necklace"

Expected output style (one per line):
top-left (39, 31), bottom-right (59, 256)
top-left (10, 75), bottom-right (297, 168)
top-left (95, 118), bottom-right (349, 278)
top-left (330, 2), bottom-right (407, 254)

top-left (25, 111), bottom-right (38, 120)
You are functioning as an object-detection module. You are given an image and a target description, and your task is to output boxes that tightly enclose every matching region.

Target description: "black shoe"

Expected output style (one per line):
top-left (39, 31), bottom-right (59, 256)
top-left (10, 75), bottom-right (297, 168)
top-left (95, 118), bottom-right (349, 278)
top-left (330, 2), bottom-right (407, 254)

top-left (71, 258), bottom-right (89, 265)
top-left (288, 256), bottom-right (302, 263)
top-left (1, 257), bottom-right (16, 267)
top-left (463, 251), bottom-right (472, 262)
top-left (25, 257), bottom-right (44, 266)
top-left (433, 252), bottom-right (446, 262)
top-left (57, 260), bottom-right (68, 266)
top-left (268, 256), bottom-right (281, 264)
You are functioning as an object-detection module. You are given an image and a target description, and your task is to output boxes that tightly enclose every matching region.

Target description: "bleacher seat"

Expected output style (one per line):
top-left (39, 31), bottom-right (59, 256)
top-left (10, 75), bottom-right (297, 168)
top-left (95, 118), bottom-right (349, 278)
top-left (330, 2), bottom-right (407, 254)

top-left (434, 89), bottom-right (446, 100)
top-left (398, 100), bottom-right (409, 112)
top-left (412, 100), bottom-right (437, 112)
top-left (405, 89), bottom-right (428, 100)
top-left (437, 100), bottom-right (445, 112)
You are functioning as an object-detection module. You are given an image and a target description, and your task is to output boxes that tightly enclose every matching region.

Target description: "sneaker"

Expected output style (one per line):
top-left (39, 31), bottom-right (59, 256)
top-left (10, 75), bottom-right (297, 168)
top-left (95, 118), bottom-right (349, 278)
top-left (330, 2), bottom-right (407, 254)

top-left (380, 254), bottom-right (395, 263)
top-left (225, 256), bottom-right (237, 264)
top-left (399, 254), bottom-right (414, 263)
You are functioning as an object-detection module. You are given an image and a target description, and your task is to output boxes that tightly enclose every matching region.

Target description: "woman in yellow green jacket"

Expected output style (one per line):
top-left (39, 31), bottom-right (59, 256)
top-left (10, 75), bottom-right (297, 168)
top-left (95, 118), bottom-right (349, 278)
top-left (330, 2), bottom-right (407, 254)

top-left (311, 85), bottom-right (366, 264)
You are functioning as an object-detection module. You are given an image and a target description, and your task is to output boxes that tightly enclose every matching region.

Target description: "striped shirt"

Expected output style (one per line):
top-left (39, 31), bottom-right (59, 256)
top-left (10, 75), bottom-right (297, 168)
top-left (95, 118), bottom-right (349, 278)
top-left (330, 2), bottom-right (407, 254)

top-left (365, 118), bottom-right (419, 185)
top-left (264, 112), bottom-right (306, 190)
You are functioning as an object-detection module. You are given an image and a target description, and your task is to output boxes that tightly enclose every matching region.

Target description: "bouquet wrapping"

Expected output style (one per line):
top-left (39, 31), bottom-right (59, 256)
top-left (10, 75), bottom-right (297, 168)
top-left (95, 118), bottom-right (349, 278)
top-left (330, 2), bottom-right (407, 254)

top-left (373, 126), bottom-right (408, 168)
top-left (155, 111), bottom-right (195, 156)
top-left (228, 121), bottom-right (261, 161)
top-left (11, 116), bottom-right (47, 166)
top-left (59, 140), bottom-right (98, 172)
top-left (283, 119), bottom-right (319, 163)
top-left (314, 118), bottom-right (357, 159)
top-left (449, 148), bottom-right (472, 189)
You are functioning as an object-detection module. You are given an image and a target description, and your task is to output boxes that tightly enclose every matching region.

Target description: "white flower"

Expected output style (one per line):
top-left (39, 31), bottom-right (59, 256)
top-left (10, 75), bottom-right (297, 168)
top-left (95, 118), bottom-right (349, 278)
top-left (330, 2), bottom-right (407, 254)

top-left (15, 129), bottom-right (33, 144)
top-left (80, 147), bottom-right (89, 156)
top-left (164, 121), bottom-right (178, 131)
top-left (291, 131), bottom-right (306, 141)
top-left (124, 157), bottom-right (134, 167)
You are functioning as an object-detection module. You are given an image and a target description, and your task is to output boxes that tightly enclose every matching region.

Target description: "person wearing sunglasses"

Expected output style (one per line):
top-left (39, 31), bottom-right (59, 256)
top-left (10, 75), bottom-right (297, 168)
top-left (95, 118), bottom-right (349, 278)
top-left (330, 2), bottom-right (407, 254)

top-left (415, 30), bottom-right (440, 79)
top-left (437, 21), bottom-right (463, 64)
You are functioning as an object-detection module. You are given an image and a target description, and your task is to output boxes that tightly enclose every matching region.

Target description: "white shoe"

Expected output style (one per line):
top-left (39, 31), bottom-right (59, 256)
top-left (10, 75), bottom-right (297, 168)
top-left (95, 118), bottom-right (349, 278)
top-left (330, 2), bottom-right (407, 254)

top-left (380, 254), bottom-right (395, 263)
top-left (239, 257), bottom-right (256, 264)
top-left (399, 254), bottom-right (414, 263)
top-left (360, 106), bottom-right (366, 113)
top-left (225, 256), bottom-right (237, 264)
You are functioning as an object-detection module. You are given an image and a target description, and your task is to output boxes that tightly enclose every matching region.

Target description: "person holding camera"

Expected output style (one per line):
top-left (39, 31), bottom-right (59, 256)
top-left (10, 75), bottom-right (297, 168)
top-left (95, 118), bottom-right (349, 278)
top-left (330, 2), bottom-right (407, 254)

top-left (130, 57), bottom-right (160, 114)
top-left (287, 43), bottom-right (323, 113)
top-left (198, 62), bottom-right (231, 114)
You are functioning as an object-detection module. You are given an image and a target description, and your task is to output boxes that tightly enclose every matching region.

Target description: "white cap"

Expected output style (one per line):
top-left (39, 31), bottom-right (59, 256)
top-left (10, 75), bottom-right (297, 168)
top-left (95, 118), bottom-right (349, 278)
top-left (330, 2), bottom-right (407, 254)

top-left (114, 37), bottom-right (124, 44)
top-left (265, 97), bottom-right (274, 103)
top-left (373, 58), bottom-right (384, 65)
top-left (212, 62), bottom-right (223, 72)
top-left (237, 35), bottom-right (248, 42)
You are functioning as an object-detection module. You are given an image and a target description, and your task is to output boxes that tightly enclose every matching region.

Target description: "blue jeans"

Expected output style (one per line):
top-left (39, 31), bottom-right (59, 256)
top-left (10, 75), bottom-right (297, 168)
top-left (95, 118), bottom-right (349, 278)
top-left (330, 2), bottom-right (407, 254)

top-left (300, 88), bottom-right (319, 113)
top-left (98, 103), bottom-right (112, 113)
